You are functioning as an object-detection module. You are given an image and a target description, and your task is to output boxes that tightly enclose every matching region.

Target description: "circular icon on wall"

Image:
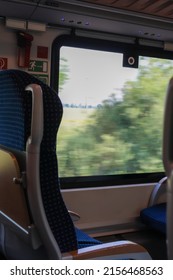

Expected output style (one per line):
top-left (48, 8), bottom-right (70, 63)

top-left (128, 56), bottom-right (135, 65)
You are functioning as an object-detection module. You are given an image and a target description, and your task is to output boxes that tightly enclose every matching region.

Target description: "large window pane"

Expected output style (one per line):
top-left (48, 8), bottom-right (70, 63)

top-left (57, 46), bottom-right (173, 177)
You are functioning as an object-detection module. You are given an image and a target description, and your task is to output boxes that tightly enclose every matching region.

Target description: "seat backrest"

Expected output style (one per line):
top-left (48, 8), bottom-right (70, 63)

top-left (0, 69), bottom-right (77, 259)
top-left (163, 77), bottom-right (173, 259)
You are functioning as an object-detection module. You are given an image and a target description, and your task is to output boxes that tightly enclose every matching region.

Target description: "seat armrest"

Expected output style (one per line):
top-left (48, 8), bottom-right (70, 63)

top-left (62, 240), bottom-right (151, 260)
top-left (68, 210), bottom-right (80, 221)
top-left (149, 176), bottom-right (167, 206)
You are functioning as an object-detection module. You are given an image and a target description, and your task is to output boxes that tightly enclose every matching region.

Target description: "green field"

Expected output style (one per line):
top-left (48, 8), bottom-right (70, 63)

top-left (60, 107), bottom-right (95, 128)
top-left (57, 107), bottom-right (95, 152)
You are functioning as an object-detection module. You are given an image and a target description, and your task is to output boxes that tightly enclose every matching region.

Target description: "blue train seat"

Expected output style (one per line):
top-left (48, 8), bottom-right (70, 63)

top-left (0, 69), bottom-right (151, 259)
top-left (140, 177), bottom-right (167, 234)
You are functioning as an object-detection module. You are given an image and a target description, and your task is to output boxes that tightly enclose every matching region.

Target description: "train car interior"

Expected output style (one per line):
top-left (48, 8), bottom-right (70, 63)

top-left (1, 0), bottom-right (173, 260)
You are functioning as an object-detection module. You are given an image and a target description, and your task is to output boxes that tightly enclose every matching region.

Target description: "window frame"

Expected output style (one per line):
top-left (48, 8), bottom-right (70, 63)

top-left (51, 34), bottom-right (173, 189)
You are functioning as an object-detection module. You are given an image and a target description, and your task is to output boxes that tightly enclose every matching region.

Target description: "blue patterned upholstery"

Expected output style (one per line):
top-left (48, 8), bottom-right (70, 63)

top-left (140, 203), bottom-right (166, 234)
top-left (76, 228), bottom-right (101, 248)
top-left (0, 69), bottom-right (101, 256)
top-left (0, 71), bottom-right (25, 150)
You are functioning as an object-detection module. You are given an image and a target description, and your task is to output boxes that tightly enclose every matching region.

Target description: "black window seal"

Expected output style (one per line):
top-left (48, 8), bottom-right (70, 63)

top-left (60, 172), bottom-right (165, 189)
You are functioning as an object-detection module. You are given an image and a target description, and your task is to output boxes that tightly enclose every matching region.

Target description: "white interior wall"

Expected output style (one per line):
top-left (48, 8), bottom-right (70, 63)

top-left (0, 21), bottom-right (69, 83)
top-left (62, 183), bottom-right (155, 236)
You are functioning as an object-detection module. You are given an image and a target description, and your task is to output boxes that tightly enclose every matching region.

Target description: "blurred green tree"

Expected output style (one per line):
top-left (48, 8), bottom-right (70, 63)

top-left (59, 57), bottom-right (69, 91)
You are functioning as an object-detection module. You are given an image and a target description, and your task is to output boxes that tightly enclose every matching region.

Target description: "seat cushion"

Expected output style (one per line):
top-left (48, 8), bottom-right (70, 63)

top-left (75, 228), bottom-right (102, 249)
top-left (140, 203), bottom-right (166, 234)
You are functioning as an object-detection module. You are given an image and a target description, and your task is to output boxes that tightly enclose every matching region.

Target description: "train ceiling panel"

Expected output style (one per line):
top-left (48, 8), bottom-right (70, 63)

top-left (78, 0), bottom-right (173, 19)
top-left (2, 1), bottom-right (173, 20)
top-left (1, 1), bottom-right (173, 41)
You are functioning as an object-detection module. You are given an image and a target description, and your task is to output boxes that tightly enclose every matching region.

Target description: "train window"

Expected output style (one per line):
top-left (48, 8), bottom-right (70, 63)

top-left (52, 36), bottom-right (173, 187)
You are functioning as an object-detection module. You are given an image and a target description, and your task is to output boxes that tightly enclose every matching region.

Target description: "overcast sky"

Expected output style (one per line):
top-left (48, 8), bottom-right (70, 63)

top-left (59, 46), bottom-right (138, 106)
